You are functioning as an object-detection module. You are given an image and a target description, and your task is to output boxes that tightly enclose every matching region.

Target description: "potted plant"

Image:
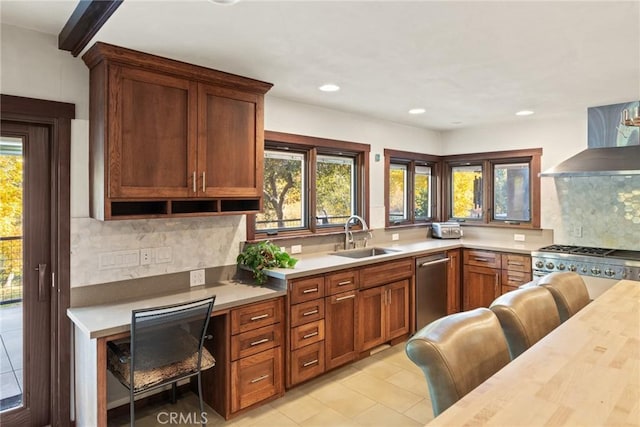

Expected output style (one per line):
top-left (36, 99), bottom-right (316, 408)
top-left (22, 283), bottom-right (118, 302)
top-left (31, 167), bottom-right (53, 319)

top-left (236, 241), bottom-right (298, 285)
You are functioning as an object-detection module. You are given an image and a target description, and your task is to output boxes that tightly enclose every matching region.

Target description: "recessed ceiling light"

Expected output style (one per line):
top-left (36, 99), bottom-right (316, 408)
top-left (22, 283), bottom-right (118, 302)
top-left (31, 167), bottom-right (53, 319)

top-left (515, 110), bottom-right (534, 116)
top-left (319, 83), bottom-right (340, 92)
top-left (208, 0), bottom-right (240, 4)
top-left (408, 108), bottom-right (426, 115)
top-left (451, 121), bottom-right (463, 125)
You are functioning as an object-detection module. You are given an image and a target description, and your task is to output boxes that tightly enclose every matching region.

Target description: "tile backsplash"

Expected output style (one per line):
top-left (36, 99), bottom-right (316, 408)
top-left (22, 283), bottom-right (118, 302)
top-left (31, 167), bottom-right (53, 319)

top-left (70, 215), bottom-right (245, 287)
top-left (553, 175), bottom-right (640, 250)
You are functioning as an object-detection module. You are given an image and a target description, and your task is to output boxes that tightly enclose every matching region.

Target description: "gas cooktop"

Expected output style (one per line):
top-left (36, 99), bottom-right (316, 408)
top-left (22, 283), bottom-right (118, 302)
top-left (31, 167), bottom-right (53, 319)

top-left (538, 245), bottom-right (640, 261)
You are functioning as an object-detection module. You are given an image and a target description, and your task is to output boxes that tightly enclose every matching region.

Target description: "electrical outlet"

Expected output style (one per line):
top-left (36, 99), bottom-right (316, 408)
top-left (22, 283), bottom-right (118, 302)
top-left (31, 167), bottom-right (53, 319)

top-left (291, 244), bottom-right (302, 254)
top-left (573, 225), bottom-right (583, 237)
top-left (280, 246), bottom-right (286, 252)
top-left (392, 233), bottom-right (399, 241)
top-left (140, 248), bottom-right (154, 265)
top-left (190, 269), bottom-right (205, 287)
top-left (514, 234), bottom-right (525, 242)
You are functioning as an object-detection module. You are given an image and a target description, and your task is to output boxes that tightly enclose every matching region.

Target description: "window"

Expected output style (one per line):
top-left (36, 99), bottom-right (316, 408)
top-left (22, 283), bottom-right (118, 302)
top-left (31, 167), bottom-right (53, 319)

top-left (249, 131), bottom-right (369, 240)
top-left (385, 149), bottom-right (439, 227)
top-left (445, 148), bottom-right (541, 228)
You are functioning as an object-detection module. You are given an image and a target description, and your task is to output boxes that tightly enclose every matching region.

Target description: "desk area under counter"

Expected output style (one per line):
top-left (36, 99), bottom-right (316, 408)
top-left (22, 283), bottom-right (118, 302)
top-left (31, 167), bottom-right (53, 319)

top-left (68, 280), bottom-right (286, 427)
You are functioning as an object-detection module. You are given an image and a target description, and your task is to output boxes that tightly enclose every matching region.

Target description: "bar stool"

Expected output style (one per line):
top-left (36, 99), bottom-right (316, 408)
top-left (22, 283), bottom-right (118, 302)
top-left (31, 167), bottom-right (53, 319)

top-left (490, 287), bottom-right (560, 360)
top-left (405, 308), bottom-right (511, 416)
top-left (538, 272), bottom-right (590, 323)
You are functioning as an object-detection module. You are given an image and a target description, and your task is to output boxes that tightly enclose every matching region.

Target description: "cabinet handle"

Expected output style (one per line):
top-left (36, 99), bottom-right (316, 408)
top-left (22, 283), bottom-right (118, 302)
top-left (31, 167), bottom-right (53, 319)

top-left (250, 313), bottom-right (269, 321)
top-left (202, 171), bottom-right (206, 193)
top-left (495, 274), bottom-right (499, 294)
top-left (250, 338), bottom-right (270, 346)
top-left (509, 262), bottom-right (524, 266)
top-left (337, 280), bottom-right (351, 286)
top-left (336, 294), bottom-right (355, 301)
top-left (302, 288), bottom-right (318, 294)
top-left (419, 257), bottom-right (450, 268)
top-left (36, 263), bottom-right (47, 301)
top-left (302, 309), bottom-right (319, 316)
top-left (303, 331), bottom-right (319, 339)
top-left (303, 359), bottom-right (319, 367)
top-left (250, 374), bottom-right (269, 384)
top-left (192, 171), bottom-right (196, 193)
top-left (387, 289), bottom-right (391, 305)
top-left (474, 257), bottom-right (490, 262)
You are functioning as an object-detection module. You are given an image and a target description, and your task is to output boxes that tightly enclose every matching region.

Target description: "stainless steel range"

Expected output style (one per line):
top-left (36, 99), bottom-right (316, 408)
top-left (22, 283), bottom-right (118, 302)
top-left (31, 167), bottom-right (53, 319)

top-left (531, 245), bottom-right (640, 299)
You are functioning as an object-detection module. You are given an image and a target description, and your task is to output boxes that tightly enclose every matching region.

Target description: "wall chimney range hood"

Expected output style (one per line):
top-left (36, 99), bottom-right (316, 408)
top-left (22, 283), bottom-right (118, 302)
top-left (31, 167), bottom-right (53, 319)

top-left (541, 101), bottom-right (640, 177)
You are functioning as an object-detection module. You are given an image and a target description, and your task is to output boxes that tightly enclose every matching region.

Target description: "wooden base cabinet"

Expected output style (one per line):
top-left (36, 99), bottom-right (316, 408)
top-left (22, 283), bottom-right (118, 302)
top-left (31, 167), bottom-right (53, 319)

top-left (446, 249), bottom-right (461, 314)
top-left (325, 290), bottom-right (358, 370)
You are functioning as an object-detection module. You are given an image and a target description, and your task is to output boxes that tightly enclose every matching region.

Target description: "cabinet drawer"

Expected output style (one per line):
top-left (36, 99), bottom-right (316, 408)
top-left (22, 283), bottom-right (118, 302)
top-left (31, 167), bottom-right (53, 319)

top-left (231, 298), bottom-right (283, 335)
top-left (326, 269), bottom-right (358, 295)
top-left (501, 253), bottom-right (532, 273)
top-left (501, 284), bottom-right (521, 295)
top-left (290, 341), bottom-right (325, 385)
top-left (464, 249), bottom-right (501, 269)
top-left (501, 269), bottom-right (532, 287)
top-left (230, 346), bottom-right (283, 413)
top-left (360, 258), bottom-right (413, 289)
top-left (290, 299), bottom-right (325, 327)
top-left (231, 323), bottom-right (282, 361)
top-left (290, 319), bottom-right (325, 350)
top-left (290, 276), bottom-right (326, 305)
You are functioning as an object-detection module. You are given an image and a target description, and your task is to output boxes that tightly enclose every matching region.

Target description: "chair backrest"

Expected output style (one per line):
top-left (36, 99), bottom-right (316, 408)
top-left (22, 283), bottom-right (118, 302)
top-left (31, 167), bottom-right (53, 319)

top-left (130, 297), bottom-right (215, 378)
top-left (490, 287), bottom-right (560, 359)
top-left (405, 308), bottom-right (511, 417)
top-left (538, 272), bottom-right (590, 322)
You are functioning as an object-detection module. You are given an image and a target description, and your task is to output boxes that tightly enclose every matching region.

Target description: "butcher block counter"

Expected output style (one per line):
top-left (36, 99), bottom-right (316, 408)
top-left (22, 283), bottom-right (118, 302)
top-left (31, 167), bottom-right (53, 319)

top-left (428, 279), bottom-right (640, 426)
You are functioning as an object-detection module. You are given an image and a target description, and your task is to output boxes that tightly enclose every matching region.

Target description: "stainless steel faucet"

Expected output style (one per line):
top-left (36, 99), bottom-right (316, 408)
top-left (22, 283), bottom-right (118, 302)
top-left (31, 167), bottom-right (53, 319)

top-left (344, 215), bottom-right (370, 250)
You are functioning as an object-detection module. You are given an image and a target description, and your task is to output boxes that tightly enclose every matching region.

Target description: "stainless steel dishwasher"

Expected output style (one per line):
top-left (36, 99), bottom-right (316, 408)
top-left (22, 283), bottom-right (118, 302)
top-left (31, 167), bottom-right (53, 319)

top-left (415, 253), bottom-right (450, 331)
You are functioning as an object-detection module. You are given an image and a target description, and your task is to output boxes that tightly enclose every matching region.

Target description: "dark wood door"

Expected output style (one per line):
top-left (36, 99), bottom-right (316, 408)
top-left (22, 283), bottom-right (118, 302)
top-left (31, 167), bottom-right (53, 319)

top-left (109, 65), bottom-right (197, 198)
top-left (0, 122), bottom-right (51, 426)
top-left (385, 280), bottom-right (410, 341)
top-left (197, 83), bottom-right (262, 198)
top-left (447, 249), bottom-right (461, 314)
top-left (463, 265), bottom-right (500, 310)
top-left (325, 290), bottom-right (358, 370)
top-left (357, 287), bottom-right (385, 352)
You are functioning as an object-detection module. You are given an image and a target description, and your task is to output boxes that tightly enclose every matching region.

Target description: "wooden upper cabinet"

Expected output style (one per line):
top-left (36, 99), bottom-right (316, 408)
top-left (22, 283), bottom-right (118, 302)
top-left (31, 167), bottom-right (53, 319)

top-left (83, 42), bottom-right (272, 220)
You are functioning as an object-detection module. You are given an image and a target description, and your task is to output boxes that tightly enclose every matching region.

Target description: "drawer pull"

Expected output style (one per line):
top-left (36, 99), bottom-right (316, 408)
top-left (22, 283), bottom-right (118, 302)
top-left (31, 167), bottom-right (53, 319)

top-left (336, 294), bottom-right (356, 301)
top-left (509, 262), bottom-right (524, 266)
top-left (337, 280), bottom-right (351, 286)
top-left (302, 359), bottom-right (319, 367)
top-left (250, 374), bottom-right (269, 384)
top-left (474, 257), bottom-right (490, 262)
top-left (303, 331), bottom-right (319, 339)
top-left (302, 309), bottom-right (319, 316)
top-left (250, 338), bottom-right (270, 346)
top-left (302, 288), bottom-right (319, 294)
top-left (250, 313), bottom-right (269, 321)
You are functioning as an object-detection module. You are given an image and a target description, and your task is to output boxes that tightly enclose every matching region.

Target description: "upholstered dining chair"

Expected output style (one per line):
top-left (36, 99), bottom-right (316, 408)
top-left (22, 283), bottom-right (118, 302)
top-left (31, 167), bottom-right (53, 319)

top-left (490, 286), bottom-right (560, 360)
top-left (537, 271), bottom-right (591, 323)
top-left (107, 297), bottom-right (216, 426)
top-left (405, 308), bottom-right (511, 417)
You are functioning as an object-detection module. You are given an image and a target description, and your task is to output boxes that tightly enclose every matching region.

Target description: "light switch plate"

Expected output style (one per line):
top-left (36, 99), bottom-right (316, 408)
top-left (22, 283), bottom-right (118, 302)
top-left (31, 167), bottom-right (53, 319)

top-left (291, 244), bottom-right (302, 254)
top-left (392, 233), bottom-right (399, 241)
top-left (190, 269), bottom-right (205, 287)
top-left (514, 234), bottom-right (525, 242)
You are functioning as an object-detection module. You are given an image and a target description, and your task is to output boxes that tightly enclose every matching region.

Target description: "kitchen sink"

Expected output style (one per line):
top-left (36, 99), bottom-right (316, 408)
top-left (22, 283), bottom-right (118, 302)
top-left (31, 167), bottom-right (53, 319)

top-left (330, 247), bottom-right (401, 259)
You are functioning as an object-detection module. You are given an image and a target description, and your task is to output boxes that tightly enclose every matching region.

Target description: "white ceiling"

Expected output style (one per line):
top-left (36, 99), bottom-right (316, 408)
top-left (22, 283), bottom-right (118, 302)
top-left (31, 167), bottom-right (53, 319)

top-left (2, 0), bottom-right (639, 130)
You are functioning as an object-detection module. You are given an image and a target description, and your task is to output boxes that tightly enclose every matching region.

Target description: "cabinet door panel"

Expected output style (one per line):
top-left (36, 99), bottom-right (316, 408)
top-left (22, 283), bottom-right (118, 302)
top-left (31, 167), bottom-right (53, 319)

top-left (110, 66), bottom-right (196, 198)
top-left (463, 265), bottom-right (500, 310)
top-left (230, 347), bottom-right (282, 413)
top-left (325, 291), bottom-right (358, 370)
top-left (358, 287), bottom-right (385, 352)
top-left (290, 341), bottom-right (325, 385)
top-left (386, 280), bottom-right (410, 340)
top-left (447, 249), bottom-right (461, 314)
top-left (198, 84), bottom-right (262, 197)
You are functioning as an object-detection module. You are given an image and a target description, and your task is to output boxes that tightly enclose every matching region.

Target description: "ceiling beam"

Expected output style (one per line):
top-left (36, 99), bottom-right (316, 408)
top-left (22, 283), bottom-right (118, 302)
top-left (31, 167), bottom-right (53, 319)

top-left (58, 0), bottom-right (123, 57)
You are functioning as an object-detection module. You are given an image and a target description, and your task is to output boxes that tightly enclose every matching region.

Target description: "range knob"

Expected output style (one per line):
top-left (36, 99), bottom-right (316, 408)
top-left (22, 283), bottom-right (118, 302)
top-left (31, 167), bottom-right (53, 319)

top-left (604, 269), bottom-right (615, 277)
top-left (591, 267), bottom-right (601, 275)
top-left (581, 266), bottom-right (588, 273)
top-left (569, 265), bottom-right (577, 272)
top-left (546, 262), bottom-right (555, 270)
top-left (557, 263), bottom-right (566, 270)
top-left (535, 261), bottom-right (544, 269)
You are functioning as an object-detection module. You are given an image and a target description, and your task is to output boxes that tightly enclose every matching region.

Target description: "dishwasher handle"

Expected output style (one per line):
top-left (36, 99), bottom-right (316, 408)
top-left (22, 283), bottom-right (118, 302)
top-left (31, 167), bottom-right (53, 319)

top-left (418, 257), bottom-right (450, 268)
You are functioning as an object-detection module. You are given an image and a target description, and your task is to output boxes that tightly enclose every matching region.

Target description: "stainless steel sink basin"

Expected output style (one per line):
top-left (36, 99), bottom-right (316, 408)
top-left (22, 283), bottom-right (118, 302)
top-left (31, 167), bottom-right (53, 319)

top-left (331, 247), bottom-right (401, 259)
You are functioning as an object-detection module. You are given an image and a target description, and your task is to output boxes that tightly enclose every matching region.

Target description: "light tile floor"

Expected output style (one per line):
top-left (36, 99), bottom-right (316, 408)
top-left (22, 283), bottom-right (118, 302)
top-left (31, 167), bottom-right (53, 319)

top-left (0, 303), bottom-right (23, 411)
top-left (109, 343), bottom-right (434, 427)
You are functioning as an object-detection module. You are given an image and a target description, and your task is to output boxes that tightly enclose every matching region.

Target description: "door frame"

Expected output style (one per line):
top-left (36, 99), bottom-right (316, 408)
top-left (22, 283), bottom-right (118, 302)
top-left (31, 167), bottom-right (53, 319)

top-left (1, 94), bottom-right (74, 426)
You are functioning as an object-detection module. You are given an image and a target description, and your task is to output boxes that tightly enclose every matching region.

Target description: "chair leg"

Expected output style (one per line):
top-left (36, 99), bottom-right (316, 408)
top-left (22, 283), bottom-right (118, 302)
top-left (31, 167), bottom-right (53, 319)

top-left (197, 372), bottom-right (205, 427)
top-left (130, 388), bottom-right (135, 427)
top-left (171, 382), bottom-right (177, 404)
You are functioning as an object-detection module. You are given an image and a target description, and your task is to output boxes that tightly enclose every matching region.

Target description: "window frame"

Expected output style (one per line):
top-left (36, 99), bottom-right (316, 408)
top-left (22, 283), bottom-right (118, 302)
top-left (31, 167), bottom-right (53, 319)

top-left (443, 148), bottom-right (542, 229)
top-left (247, 131), bottom-right (370, 241)
top-left (384, 149), bottom-right (441, 228)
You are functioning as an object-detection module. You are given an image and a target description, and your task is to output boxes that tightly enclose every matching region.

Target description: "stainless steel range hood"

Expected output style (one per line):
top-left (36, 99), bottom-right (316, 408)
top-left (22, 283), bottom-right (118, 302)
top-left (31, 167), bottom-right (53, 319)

top-left (540, 145), bottom-right (640, 176)
top-left (540, 101), bottom-right (640, 177)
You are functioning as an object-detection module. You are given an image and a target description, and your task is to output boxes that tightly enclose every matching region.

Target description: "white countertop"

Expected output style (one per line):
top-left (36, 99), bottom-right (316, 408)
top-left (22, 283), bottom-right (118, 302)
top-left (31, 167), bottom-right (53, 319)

top-left (265, 237), bottom-right (545, 279)
top-left (67, 281), bottom-right (285, 339)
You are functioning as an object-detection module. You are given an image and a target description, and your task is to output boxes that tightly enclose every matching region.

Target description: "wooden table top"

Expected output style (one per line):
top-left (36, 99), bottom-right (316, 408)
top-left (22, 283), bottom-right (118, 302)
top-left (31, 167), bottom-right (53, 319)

top-left (428, 279), bottom-right (640, 426)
